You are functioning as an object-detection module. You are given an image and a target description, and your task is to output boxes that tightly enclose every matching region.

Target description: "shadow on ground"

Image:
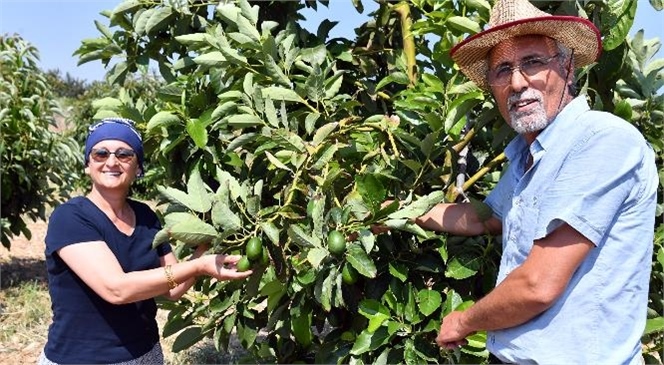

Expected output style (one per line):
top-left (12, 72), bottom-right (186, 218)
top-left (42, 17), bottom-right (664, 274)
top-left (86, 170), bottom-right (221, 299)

top-left (0, 257), bottom-right (47, 289)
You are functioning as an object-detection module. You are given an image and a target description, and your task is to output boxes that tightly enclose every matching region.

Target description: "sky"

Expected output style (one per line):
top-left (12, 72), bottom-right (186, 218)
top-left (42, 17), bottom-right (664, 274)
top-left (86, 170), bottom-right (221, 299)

top-left (0, 0), bottom-right (662, 82)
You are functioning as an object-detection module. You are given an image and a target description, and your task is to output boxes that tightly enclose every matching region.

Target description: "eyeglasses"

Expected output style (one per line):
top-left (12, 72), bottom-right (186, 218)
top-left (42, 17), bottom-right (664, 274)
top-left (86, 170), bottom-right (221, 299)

top-left (90, 148), bottom-right (136, 163)
top-left (488, 53), bottom-right (561, 87)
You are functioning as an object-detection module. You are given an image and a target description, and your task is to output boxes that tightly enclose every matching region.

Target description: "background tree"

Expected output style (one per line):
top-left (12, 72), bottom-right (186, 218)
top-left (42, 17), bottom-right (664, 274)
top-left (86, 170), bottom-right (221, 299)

top-left (0, 34), bottom-right (81, 250)
top-left (74, 0), bottom-right (663, 363)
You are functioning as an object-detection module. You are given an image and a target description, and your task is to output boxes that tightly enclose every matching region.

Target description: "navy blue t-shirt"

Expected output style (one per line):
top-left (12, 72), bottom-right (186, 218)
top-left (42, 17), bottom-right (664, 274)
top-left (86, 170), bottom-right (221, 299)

top-left (44, 196), bottom-right (172, 364)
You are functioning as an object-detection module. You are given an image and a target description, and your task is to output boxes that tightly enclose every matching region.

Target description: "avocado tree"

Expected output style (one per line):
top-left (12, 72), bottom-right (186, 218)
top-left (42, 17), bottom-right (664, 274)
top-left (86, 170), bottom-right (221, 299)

top-left (76, 0), bottom-right (663, 363)
top-left (0, 34), bottom-right (81, 249)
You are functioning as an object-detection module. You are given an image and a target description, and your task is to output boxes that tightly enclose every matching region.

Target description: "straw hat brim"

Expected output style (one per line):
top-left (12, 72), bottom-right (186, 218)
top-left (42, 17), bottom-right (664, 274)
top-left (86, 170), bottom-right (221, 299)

top-left (451, 16), bottom-right (602, 90)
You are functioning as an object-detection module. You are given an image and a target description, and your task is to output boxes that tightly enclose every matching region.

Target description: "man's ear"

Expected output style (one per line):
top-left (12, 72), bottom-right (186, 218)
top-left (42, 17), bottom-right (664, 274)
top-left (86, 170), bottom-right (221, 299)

top-left (84, 166), bottom-right (90, 175)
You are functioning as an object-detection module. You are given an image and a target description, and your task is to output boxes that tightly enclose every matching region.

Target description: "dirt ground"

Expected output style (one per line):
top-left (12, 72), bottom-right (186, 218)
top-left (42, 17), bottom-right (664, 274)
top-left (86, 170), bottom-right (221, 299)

top-left (0, 218), bottom-right (50, 363)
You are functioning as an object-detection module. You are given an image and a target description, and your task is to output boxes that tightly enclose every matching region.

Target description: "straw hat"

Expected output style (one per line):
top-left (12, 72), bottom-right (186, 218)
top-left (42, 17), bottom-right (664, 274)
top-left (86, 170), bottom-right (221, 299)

top-left (450, 0), bottom-right (602, 90)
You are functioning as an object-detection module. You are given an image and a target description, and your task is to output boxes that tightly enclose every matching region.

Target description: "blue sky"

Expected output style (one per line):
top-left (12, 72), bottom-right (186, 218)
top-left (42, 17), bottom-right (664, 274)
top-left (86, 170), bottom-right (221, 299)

top-left (0, 0), bottom-right (662, 82)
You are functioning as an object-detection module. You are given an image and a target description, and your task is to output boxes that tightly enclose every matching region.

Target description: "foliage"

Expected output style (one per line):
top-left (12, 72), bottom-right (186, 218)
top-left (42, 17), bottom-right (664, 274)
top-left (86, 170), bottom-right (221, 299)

top-left (76, 0), bottom-right (663, 363)
top-left (0, 34), bottom-right (82, 249)
top-left (45, 69), bottom-right (89, 98)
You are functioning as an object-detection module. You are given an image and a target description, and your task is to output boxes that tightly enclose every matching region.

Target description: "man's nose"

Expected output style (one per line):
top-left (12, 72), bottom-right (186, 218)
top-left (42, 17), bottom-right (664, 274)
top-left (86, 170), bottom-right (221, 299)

top-left (509, 68), bottom-right (529, 92)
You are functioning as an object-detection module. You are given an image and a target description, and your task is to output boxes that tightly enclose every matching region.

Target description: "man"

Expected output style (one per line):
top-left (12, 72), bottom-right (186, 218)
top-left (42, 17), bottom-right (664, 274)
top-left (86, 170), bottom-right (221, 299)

top-left (417, 0), bottom-right (658, 363)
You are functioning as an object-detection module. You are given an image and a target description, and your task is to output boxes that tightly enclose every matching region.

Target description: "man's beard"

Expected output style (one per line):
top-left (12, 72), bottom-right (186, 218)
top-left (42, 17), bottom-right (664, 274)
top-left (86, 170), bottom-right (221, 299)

top-left (507, 89), bottom-right (551, 134)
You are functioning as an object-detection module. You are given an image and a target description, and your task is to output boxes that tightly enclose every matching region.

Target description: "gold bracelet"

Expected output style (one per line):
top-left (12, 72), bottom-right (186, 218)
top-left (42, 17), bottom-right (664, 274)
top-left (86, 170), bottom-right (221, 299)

top-left (164, 265), bottom-right (178, 289)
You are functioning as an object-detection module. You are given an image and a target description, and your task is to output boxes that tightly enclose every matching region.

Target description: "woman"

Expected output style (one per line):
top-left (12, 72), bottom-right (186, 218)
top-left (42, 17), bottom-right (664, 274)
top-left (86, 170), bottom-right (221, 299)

top-left (39, 118), bottom-right (252, 364)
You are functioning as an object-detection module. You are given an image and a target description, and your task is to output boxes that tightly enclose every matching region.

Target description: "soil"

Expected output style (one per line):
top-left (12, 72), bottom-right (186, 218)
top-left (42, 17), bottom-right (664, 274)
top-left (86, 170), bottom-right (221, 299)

top-left (0, 218), bottom-right (50, 363)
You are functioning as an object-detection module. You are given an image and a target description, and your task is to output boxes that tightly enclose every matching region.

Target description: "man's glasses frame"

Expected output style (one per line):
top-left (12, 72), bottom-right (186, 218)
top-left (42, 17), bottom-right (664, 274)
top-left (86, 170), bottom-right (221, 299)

top-left (487, 53), bottom-right (562, 87)
top-left (90, 147), bottom-right (136, 163)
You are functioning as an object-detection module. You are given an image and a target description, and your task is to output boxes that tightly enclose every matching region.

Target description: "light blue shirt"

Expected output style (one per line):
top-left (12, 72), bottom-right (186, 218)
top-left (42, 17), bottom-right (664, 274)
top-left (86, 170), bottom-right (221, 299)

top-left (484, 96), bottom-right (658, 364)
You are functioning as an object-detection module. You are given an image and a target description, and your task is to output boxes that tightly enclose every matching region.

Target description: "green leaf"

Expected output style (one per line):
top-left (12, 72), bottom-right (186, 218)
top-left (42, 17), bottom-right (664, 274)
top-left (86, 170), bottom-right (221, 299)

top-left (211, 203), bottom-right (242, 233)
top-left (263, 54), bottom-right (290, 87)
top-left (263, 98), bottom-right (280, 127)
top-left (158, 186), bottom-right (193, 211)
top-left (273, 129), bottom-right (306, 152)
top-left (107, 61), bottom-right (128, 85)
top-left (133, 8), bottom-right (154, 36)
top-left (312, 121), bottom-right (337, 146)
top-left (359, 301), bottom-right (391, 332)
top-left (259, 221), bottom-right (280, 246)
top-left (357, 229), bottom-right (375, 253)
top-left (325, 73), bottom-right (344, 99)
top-left (186, 168), bottom-right (212, 213)
top-left (315, 268), bottom-right (336, 311)
top-left (265, 151), bottom-right (292, 172)
top-left (445, 254), bottom-right (481, 280)
top-left (169, 216), bottom-right (218, 246)
top-left (376, 72), bottom-right (410, 91)
top-left (613, 99), bottom-right (633, 121)
top-left (644, 317), bottom-right (664, 335)
top-left (260, 279), bottom-right (287, 312)
top-left (162, 315), bottom-right (188, 338)
top-left (94, 20), bottom-right (113, 39)
top-left (147, 111), bottom-right (180, 132)
top-left (447, 16), bottom-right (481, 34)
top-left (388, 262), bottom-right (408, 282)
top-left (350, 327), bottom-right (391, 355)
top-left (300, 44), bottom-right (327, 66)
top-left (307, 247), bottom-right (328, 268)
top-left (261, 86), bottom-right (302, 102)
top-left (226, 133), bottom-right (256, 152)
top-left (193, 51), bottom-right (226, 67)
top-left (291, 306), bottom-right (313, 347)
top-left (112, 0), bottom-right (142, 15)
top-left (152, 228), bottom-right (170, 249)
top-left (388, 191), bottom-right (445, 220)
top-left (288, 225), bottom-right (321, 248)
top-left (175, 33), bottom-right (209, 46)
top-left (173, 327), bottom-right (205, 352)
top-left (146, 6), bottom-right (174, 35)
top-left (304, 112), bottom-right (320, 135)
top-left (356, 173), bottom-right (386, 213)
top-left (417, 289), bottom-right (442, 316)
top-left (186, 118), bottom-right (208, 149)
top-left (228, 114), bottom-right (263, 127)
top-left (235, 13), bottom-right (260, 42)
top-left (347, 244), bottom-right (377, 278)
top-left (651, 0), bottom-right (664, 10)
top-left (444, 91), bottom-right (484, 132)
top-left (603, 0), bottom-right (637, 51)
top-left (92, 97), bottom-right (123, 111)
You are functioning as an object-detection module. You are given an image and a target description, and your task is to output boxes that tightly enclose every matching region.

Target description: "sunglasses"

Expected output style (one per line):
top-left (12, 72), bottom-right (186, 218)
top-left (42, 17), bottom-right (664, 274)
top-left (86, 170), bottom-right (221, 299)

top-left (90, 148), bottom-right (136, 163)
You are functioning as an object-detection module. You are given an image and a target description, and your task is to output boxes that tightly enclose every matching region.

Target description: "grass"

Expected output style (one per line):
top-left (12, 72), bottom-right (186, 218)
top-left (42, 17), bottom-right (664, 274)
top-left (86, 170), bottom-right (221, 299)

top-left (0, 280), bottom-right (51, 357)
top-left (0, 279), bottom-right (247, 364)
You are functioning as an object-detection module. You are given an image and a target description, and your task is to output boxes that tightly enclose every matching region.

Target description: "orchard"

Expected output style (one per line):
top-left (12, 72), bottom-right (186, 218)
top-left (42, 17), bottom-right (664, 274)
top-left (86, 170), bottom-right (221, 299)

top-left (3, 0), bottom-right (663, 363)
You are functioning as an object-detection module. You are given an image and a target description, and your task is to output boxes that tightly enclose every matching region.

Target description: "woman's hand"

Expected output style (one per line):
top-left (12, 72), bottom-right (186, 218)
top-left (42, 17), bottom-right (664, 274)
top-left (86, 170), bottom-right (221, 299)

top-left (199, 254), bottom-right (253, 280)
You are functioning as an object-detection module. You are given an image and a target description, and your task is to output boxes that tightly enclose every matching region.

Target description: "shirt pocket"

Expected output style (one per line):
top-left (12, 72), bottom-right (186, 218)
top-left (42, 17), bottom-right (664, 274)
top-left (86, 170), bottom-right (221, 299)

top-left (506, 196), bottom-right (540, 266)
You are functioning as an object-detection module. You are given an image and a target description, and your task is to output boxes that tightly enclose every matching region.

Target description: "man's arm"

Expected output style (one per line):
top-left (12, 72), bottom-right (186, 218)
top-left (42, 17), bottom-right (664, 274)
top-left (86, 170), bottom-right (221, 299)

top-left (415, 202), bottom-right (502, 236)
top-left (436, 223), bottom-right (594, 348)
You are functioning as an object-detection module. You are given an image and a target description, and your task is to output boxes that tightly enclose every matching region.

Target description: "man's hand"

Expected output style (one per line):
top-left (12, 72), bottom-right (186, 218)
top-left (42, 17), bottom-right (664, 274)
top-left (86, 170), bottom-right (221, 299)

top-left (436, 311), bottom-right (473, 349)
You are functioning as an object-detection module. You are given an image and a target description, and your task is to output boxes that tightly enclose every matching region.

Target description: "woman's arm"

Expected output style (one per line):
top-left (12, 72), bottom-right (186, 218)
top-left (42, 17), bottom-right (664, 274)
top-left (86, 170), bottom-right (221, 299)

top-left (414, 202), bottom-right (502, 236)
top-left (57, 241), bottom-right (251, 305)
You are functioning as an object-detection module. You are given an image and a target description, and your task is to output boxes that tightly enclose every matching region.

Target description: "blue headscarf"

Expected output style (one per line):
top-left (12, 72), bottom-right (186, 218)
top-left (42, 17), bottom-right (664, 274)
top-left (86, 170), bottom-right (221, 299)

top-left (84, 118), bottom-right (144, 175)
